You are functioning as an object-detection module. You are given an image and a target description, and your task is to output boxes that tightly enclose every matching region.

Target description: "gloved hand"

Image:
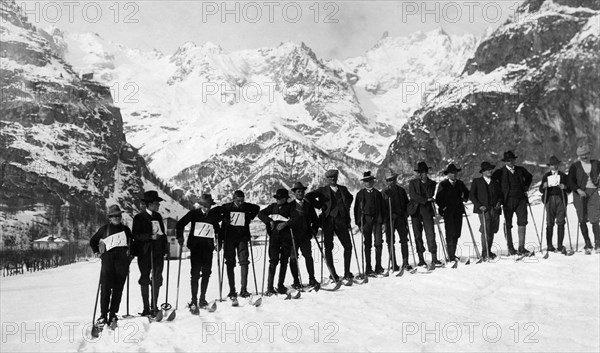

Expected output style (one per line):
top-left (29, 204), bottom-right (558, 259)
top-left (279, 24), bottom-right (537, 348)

top-left (542, 182), bottom-right (548, 189)
top-left (479, 206), bottom-right (487, 212)
top-left (276, 222), bottom-right (287, 231)
top-left (577, 189), bottom-right (587, 198)
top-left (177, 237), bottom-right (184, 246)
top-left (98, 240), bottom-right (106, 255)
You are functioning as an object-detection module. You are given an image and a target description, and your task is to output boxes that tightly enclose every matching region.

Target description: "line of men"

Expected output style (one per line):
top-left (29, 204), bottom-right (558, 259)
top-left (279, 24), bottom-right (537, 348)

top-left (90, 146), bottom-right (599, 322)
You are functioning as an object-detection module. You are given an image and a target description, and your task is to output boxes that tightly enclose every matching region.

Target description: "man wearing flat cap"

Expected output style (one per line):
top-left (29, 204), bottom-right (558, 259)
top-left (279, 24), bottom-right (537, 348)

top-left (287, 182), bottom-right (320, 289)
top-left (470, 162), bottom-right (502, 259)
top-left (312, 169), bottom-right (354, 282)
top-left (218, 190), bottom-right (260, 299)
top-left (492, 150), bottom-right (533, 255)
top-left (132, 190), bottom-right (167, 317)
top-left (540, 156), bottom-right (570, 254)
top-left (258, 188), bottom-right (295, 295)
top-left (382, 173), bottom-right (410, 271)
top-left (175, 194), bottom-right (222, 312)
top-left (435, 164), bottom-right (470, 262)
top-left (89, 204), bottom-right (132, 327)
top-left (408, 162), bottom-right (440, 267)
top-left (353, 171), bottom-right (385, 276)
top-left (568, 144), bottom-right (600, 253)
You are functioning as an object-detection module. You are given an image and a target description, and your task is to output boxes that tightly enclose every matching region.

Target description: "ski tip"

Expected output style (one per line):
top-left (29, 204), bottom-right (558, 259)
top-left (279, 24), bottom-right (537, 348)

top-left (284, 293), bottom-right (292, 300)
top-left (293, 291), bottom-right (301, 299)
top-left (91, 326), bottom-right (100, 338)
top-left (253, 297), bottom-right (263, 307)
top-left (167, 311), bottom-right (176, 321)
top-left (154, 312), bottom-right (164, 322)
top-left (452, 261), bottom-right (458, 269)
top-left (208, 301), bottom-right (217, 312)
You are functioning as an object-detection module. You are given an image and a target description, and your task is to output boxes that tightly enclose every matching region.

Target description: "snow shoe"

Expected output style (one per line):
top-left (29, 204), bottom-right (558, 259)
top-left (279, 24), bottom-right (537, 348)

top-left (489, 252), bottom-right (497, 260)
top-left (108, 315), bottom-right (118, 330)
top-left (198, 299), bottom-right (209, 309)
top-left (188, 302), bottom-right (200, 315)
top-left (96, 315), bottom-right (107, 327)
top-left (239, 289), bottom-right (251, 298)
top-left (231, 297), bottom-right (239, 307)
top-left (508, 248), bottom-right (518, 255)
top-left (517, 248), bottom-right (531, 256)
top-left (291, 282), bottom-right (302, 291)
top-left (227, 291), bottom-right (237, 299)
top-left (277, 284), bottom-right (288, 294)
top-left (417, 260), bottom-right (427, 267)
top-left (433, 259), bottom-right (443, 267)
top-left (585, 248), bottom-right (592, 255)
top-left (374, 267), bottom-right (385, 275)
top-left (265, 287), bottom-right (277, 296)
top-left (547, 245), bottom-right (556, 252)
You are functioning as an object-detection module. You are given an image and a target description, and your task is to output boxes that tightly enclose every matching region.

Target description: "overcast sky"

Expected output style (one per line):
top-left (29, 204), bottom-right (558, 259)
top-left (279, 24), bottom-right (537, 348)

top-left (18, 0), bottom-right (522, 59)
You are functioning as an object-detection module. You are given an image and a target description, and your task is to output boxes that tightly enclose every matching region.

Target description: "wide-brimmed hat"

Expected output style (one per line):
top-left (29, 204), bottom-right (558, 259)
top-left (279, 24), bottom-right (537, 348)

top-left (547, 156), bottom-right (561, 166)
top-left (361, 171), bottom-right (376, 182)
top-left (414, 161), bottom-right (429, 173)
top-left (198, 194), bottom-right (216, 207)
top-left (324, 169), bottom-right (339, 178)
top-left (291, 182), bottom-right (307, 191)
top-left (502, 150), bottom-right (518, 161)
top-left (386, 173), bottom-right (398, 182)
top-left (577, 144), bottom-right (590, 156)
top-left (141, 190), bottom-right (164, 203)
top-left (107, 204), bottom-right (123, 217)
top-left (443, 163), bottom-right (461, 175)
top-left (273, 188), bottom-right (290, 200)
top-left (479, 161), bottom-right (495, 173)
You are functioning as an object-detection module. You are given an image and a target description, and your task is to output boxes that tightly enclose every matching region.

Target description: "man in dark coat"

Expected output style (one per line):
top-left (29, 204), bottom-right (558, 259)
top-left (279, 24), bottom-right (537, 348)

top-left (435, 164), bottom-right (470, 261)
top-left (492, 150), bottom-right (533, 255)
top-left (258, 189), bottom-right (295, 295)
top-left (287, 182), bottom-right (320, 289)
top-left (219, 190), bottom-right (260, 298)
top-left (131, 190), bottom-right (168, 317)
top-left (540, 156), bottom-right (570, 254)
top-left (408, 162), bottom-right (439, 266)
top-left (568, 144), bottom-right (600, 253)
top-left (176, 194), bottom-right (221, 311)
top-left (312, 169), bottom-right (354, 282)
top-left (90, 204), bottom-right (132, 326)
top-left (470, 162), bottom-right (503, 259)
top-left (354, 171), bottom-right (385, 275)
top-left (382, 173), bottom-right (410, 271)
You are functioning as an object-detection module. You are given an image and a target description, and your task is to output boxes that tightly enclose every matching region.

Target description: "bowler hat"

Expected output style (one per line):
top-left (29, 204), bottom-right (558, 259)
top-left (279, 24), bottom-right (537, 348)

top-left (107, 204), bottom-right (123, 217)
top-left (233, 190), bottom-right (245, 198)
top-left (324, 169), bottom-right (339, 178)
top-left (443, 163), bottom-right (461, 175)
top-left (479, 161), bottom-right (495, 173)
top-left (141, 190), bottom-right (164, 203)
top-left (291, 182), bottom-right (307, 191)
top-left (273, 188), bottom-right (290, 200)
top-left (386, 173), bottom-right (398, 182)
top-left (414, 161), bottom-right (429, 173)
top-left (198, 194), bottom-right (216, 207)
top-left (547, 156), bottom-right (561, 166)
top-left (502, 150), bottom-right (518, 161)
top-left (576, 145), bottom-right (590, 156)
top-left (361, 171), bottom-right (376, 182)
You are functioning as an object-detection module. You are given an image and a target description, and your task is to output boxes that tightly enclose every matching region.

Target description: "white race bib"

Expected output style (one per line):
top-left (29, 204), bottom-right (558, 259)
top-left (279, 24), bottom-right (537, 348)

top-left (104, 231), bottom-right (127, 251)
top-left (193, 222), bottom-right (215, 238)
top-left (230, 212), bottom-right (246, 226)
top-left (270, 214), bottom-right (289, 222)
top-left (548, 174), bottom-right (560, 188)
top-left (151, 220), bottom-right (162, 235)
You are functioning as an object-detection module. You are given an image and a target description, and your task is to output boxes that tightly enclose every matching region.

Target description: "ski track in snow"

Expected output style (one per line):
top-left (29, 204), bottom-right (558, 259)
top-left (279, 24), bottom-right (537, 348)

top-left (1, 203), bottom-right (599, 352)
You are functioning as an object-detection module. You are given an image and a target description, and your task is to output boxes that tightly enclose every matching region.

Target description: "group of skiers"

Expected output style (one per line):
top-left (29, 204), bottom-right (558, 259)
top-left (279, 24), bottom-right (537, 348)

top-left (89, 145), bottom-right (600, 326)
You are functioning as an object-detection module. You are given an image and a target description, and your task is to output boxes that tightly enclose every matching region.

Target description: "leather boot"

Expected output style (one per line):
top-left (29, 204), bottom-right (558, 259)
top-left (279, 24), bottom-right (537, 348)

top-left (517, 226), bottom-right (530, 254)
top-left (546, 226), bottom-right (555, 251)
top-left (580, 222), bottom-right (592, 249)
top-left (140, 285), bottom-right (150, 313)
top-left (557, 224), bottom-right (565, 250)
top-left (592, 222), bottom-right (600, 249)
top-left (240, 265), bottom-right (249, 294)
top-left (226, 265), bottom-right (236, 295)
top-left (506, 226), bottom-right (517, 254)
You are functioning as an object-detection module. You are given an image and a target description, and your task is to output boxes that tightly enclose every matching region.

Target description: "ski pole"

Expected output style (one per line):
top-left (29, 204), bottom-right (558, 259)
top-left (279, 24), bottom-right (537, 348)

top-left (387, 197), bottom-right (394, 274)
top-left (261, 232), bottom-right (269, 295)
top-left (150, 246), bottom-right (163, 321)
top-left (161, 253), bottom-right (172, 312)
top-left (527, 201), bottom-right (542, 251)
top-left (167, 243), bottom-right (183, 321)
top-left (219, 226), bottom-right (227, 301)
top-left (348, 225), bottom-right (363, 279)
top-left (249, 239), bottom-right (259, 295)
top-left (482, 211), bottom-right (490, 261)
top-left (215, 236), bottom-right (223, 302)
top-left (90, 272), bottom-right (102, 338)
top-left (406, 218), bottom-right (418, 273)
top-left (431, 202), bottom-right (449, 262)
top-left (290, 229), bottom-right (303, 291)
top-left (541, 190), bottom-right (549, 259)
top-left (360, 201), bottom-right (365, 278)
top-left (562, 191), bottom-right (575, 255)
top-left (123, 270), bottom-right (133, 319)
top-left (320, 232), bottom-right (324, 282)
top-left (463, 211), bottom-right (481, 260)
top-left (313, 234), bottom-right (339, 281)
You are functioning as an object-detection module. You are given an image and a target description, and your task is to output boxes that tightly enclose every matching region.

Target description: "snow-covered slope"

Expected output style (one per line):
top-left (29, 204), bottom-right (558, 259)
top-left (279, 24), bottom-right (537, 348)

top-left (1, 200), bottom-right (598, 352)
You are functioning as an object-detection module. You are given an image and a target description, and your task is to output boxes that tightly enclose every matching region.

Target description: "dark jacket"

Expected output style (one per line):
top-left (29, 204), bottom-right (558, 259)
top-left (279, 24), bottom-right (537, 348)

top-left (492, 165), bottom-right (533, 203)
top-left (131, 210), bottom-right (168, 257)
top-left (90, 223), bottom-right (132, 255)
top-left (470, 177), bottom-right (502, 214)
top-left (568, 160), bottom-right (600, 191)
top-left (408, 177), bottom-right (437, 213)
top-left (354, 188), bottom-right (385, 225)
top-left (313, 184), bottom-right (353, 223)
top-left (175, 208), bottom-right (221, 251)
top-left (219, 202), bottom-right (260, 243)
top-left (539, 171), bottom-right (570, 202)
top-left (382, 184), bottom-right (409, 220)
top-left (435, 179), bottom-right (469, 215)
top-left (287, 199), bottom-right (319, 238)
top-left (258, 202), bottom-right (294, 237)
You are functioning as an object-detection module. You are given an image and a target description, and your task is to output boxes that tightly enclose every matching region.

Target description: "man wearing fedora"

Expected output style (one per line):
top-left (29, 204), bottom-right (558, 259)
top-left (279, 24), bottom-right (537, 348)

top-left (176, 194), bottom-right (222, 312)
top-left (312, 169), bottom-right (354, 282)
top-left (408, 162), bottom-right (440, 266)
top-left (90, 204), bottom-right (132, 327)
top-left (287, 182), bottom-right (320, 289)
top-left (218, 190), bottom-right (260, 299)
top-left (568, 144), bottom-right (600, 253)
top-left (354, 171), bottom-right (385, 276)
top-left (540, 156), bottom-right (570, 254)
top-left (132, 190), bottom-right (168, 317)
top-left (435, 164), bottom-right (470, 262)
top-left (492, 150), bottom-right (533, 255)
top-left (258, 188), bottom-right (295, 295)
top-left (470, 162), bottom-right (503, 259)
top-left (382, 173), bottom-right (410, 271)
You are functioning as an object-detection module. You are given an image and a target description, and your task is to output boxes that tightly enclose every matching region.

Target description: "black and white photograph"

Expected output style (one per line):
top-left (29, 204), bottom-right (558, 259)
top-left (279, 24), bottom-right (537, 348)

top-left (1, 0), bottom-right (599, 351)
